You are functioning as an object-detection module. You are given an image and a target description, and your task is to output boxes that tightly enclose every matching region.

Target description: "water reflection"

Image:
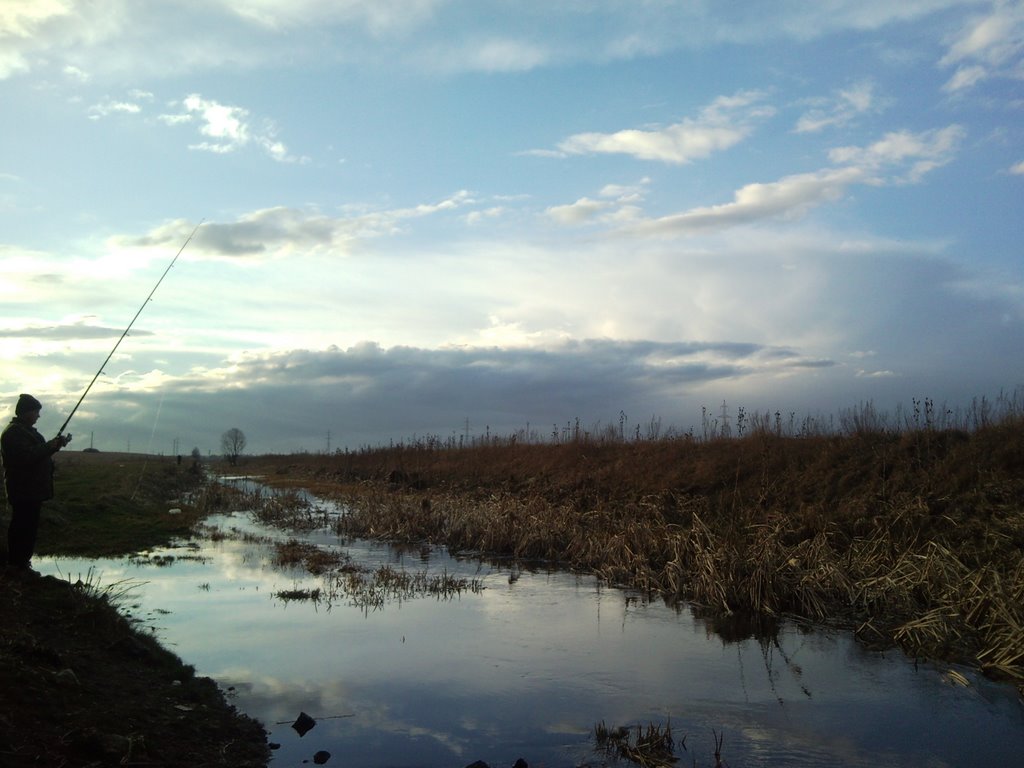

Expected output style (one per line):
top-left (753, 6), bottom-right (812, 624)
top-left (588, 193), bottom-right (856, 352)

top-left (41, 483), bottom-right (1024, 768)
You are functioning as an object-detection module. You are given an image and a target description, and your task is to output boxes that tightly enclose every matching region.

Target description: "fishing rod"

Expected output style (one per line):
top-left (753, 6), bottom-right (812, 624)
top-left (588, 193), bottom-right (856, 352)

top-left (57, 219), bottom-right (204, 438)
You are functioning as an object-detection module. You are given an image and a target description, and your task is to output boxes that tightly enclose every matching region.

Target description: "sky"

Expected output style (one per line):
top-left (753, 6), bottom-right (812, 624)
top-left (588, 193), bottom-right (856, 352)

top-left (1, 0), bottom-right (1022, 455)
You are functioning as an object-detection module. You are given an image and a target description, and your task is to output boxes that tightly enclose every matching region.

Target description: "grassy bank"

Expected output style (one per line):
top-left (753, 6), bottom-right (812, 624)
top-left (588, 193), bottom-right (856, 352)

top-left (244, 410), bottom-right (1024, 686)
top-left (0, 452), bottom-right (270, 767)
top-left (40, 451), bottom-right (209, 557)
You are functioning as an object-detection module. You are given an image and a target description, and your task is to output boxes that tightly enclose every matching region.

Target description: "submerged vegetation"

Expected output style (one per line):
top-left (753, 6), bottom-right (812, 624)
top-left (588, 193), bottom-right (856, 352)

top-left (271, 558), bottom-right (486, 612)
top-left (594, 720), bottom-right (680, 768)
top-left (194, 494), bottom-right (487, 611)
top-left (242, 393), bottom-right (1024, 685)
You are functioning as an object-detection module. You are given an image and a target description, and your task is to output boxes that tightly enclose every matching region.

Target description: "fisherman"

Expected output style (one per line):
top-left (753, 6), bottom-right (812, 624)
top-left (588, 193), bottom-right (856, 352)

top-left (1, 394), bottom-right (72, 576)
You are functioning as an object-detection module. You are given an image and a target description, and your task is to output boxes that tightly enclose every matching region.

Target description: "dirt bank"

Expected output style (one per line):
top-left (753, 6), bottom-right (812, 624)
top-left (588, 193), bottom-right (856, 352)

top-left (0, 570), bottom-right (269, 767)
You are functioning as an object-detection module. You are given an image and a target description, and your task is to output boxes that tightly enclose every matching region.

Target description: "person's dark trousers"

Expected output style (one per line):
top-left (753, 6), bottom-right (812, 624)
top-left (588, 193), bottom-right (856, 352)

top-left (7, 500), bottom-right (42, 568)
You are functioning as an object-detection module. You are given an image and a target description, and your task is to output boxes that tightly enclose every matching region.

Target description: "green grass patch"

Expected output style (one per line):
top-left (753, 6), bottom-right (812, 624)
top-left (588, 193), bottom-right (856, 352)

top-left (3, 453), bottom-right (208, 559)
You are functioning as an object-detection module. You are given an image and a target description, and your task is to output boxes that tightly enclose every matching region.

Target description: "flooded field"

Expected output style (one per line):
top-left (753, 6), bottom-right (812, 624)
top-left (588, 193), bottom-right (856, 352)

top-left (39, 480), bottom-right (1024, 767)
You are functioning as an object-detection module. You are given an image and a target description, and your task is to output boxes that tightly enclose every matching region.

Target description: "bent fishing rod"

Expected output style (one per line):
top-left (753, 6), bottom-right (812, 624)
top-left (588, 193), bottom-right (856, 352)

top-left (57, 219), bottom-right (204, 438)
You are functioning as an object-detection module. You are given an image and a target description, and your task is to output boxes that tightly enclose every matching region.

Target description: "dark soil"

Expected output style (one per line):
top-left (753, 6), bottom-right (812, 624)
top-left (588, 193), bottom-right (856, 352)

top-left (0, 571), bottom-right (269, 767)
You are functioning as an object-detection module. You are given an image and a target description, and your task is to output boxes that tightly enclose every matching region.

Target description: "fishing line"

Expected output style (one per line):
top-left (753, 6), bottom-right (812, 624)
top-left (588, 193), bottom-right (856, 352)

top-left (130, 389), bottom-right (167, 501)
top-left (58, 219), bottom-right (204, 438)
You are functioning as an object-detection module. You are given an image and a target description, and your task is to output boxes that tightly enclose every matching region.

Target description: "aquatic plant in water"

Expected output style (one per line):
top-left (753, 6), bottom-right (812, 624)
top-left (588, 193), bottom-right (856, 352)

top-left (594, 720), bottom-right (679, 767)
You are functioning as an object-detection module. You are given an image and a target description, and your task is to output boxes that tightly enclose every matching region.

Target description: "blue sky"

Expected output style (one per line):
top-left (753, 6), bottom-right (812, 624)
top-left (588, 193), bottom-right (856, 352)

top-left (1, 0), bottom-right (1022, 454)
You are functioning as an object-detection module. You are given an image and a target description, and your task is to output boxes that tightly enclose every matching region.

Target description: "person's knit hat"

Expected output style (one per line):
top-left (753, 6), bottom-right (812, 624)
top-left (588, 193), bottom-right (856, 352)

top-left (15, 394), bottom-right (42, 416)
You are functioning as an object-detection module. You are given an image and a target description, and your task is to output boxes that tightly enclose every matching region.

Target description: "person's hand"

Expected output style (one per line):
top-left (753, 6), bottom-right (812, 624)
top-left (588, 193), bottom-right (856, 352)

top-left (49, 434), bottom-right (72, 450)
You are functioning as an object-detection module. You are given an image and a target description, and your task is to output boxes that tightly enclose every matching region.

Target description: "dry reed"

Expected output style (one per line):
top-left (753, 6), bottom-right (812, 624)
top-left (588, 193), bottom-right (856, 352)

top-left (239, 405), bottom-right (1024, 684)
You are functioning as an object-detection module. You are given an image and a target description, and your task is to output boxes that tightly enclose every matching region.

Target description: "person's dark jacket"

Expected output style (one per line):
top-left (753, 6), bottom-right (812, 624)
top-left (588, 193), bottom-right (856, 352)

top-left (1, 417), bottom-right (58, 503)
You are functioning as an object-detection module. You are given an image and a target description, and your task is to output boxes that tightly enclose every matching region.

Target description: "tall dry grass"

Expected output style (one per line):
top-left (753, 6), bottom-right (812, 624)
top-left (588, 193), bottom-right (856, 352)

top-left (244, 395), bottom-right (1024, 682)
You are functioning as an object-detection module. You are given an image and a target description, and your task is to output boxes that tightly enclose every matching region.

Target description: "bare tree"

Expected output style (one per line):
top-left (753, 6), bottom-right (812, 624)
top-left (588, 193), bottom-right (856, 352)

top-left (221, 427), bottom-right (247, 465)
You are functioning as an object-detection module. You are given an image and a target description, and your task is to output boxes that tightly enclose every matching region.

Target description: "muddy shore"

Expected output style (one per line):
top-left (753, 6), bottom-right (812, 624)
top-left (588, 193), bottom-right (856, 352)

top-left (0, 569), bottom-right (270, 767)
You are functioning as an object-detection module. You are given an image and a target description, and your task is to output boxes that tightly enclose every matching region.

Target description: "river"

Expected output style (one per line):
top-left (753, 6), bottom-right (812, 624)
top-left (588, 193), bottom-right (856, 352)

top-left (39, 480), bottom-right (1024, 767)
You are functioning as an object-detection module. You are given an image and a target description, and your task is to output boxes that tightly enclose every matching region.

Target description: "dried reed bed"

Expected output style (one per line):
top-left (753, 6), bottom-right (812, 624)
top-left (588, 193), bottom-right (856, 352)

top-left (244, 401), bottom-right (1024, 683)
top-left (274, 539), bottom-right (352, 575)
top-left (196, 483), bottom-right (332, 531)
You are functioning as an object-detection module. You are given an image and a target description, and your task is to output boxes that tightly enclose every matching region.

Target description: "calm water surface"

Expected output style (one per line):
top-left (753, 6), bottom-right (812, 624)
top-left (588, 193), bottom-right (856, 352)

top-left (40, 482), bottom-right (1024, 767)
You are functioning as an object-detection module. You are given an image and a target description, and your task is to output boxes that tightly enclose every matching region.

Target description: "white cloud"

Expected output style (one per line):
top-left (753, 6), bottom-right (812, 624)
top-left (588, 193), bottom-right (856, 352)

top-left (183, 94), bottom-right (251, 150)
top-left (546, 197), bottom-right (612, 225)
top-left (162, 93), bottom-right (302, 162)
top-left (124, 210), bottom-right (354, 259)
top-left (220, 0), bottom-right (443, 34)
top-left (260, 138), bottom-right (290, 162)
top-left (0, 0), bottom-right (996, 86)
top-left (87, 99), bottom-right (143, 119)
top-left (718, 0), bottom-right (976, 42)
top-left (62, 63), bottom-right (89, 81)
top-left (856, 368), bottom-right (899, 378)
top-left (0, 0), bottom-right (124, 80)
top-left (556, 91), bottom-right (774, 164)
top-left (827, 125), bottom-right (965, 183)
top-left (83, 90), bottom-right (153, 120)
top-left (546, 180), bottom-right (650, 226)
top-left (407, 189), bottom-right (475, 216)
top-left (941, 0), bottom-right (1024, 65)
top-left (1010, 160), bottom-right (1024, 174)
top-left (0, 51), bottom-right (29, 79)
top-left (626, 125), bottom-right (964, 236)
top-left (75, 90), bottom-right (301, 161)
top-left (940, 0), bottom-right (1024, 91)
top-left (795, 80), bottom-right (879, 133)
top-left (157, 113), bottom-right (192, 127)
top-left (599, 178), bottom-right (650, 202)
top-left (0, 0), bottom-right (71, 38)
top-left (0, 0), bottom-right (55, 78)
top-left (119, 193), bottom-right (478, 260)
top-left (441, 38), bottom-right (550, 73)
top-left (942, 64), bottom-right (989, 92)
top-left (464, 207), bottom-right (506, 226)
top-left (630, 167), bottom-right (864, 236)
